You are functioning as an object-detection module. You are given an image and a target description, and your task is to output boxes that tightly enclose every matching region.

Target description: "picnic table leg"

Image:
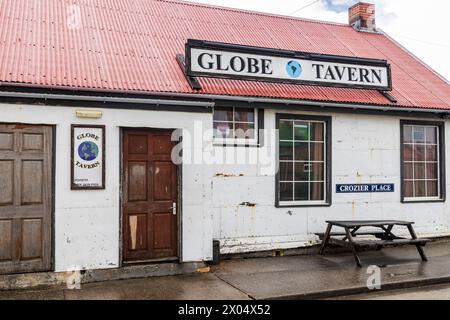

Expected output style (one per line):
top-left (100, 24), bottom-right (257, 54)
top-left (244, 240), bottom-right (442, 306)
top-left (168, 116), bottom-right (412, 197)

top-left (319, 223), bottom-right (332, 255)
top-left (345, 227), bottom-right (362, 267)
top-left (407, 224), bottom-right (428, 262)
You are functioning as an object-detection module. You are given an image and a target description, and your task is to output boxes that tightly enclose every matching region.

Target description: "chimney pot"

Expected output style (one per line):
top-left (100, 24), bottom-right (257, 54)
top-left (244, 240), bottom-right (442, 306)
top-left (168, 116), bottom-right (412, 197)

top-left (349, 2), bottom-right (376, 32)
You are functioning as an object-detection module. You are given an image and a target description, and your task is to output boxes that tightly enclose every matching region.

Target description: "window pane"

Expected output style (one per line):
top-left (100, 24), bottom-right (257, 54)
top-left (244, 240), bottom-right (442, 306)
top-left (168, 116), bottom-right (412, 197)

top-left (294, 122), bottom-right (309, 141)
top-left (234, 108), bottom-right (254, 123)
top-left (404, 181), bottom-right (414, 198)
top-left (294, 183), bottom-right (308, 201)
top-left (403, 144), bottom-right (413, 161)
top-left (413, 145), bottom-right (425, 161)
top-left (213, 122), bottom-right (233, 138)
top-left (310, 143), bottom-right (324, 161)
top-left (279, 162), bottom-right (293, 181)
top-left (404, 163), bottom-right (414, 180)
top-left (414, 163), bottom-right (425, 180)
top-left (280, 183), bottom-right (293, 201)
top-left (413, 127), bottom-right (425, 143)
top-left (427, 181), bottom-right (438, 197)
top-left (294, 162), bottom-right (310, 181)
top-left (426, 145), bottom-right (437, 161)
top-left (214, 107), bottom-right (233, 122)
top-left (426, 127), bottom-right (437, 144)
top-left (426, 163), bottom-right (438, 180)
top-left (278, 118), bottom-right (328, 204)
top-left (311, 122), bottom-right (324, 142)
top-left (414, 180), bottom-right (426, 197)
top-left (403, 126), bottom-right (413, 143)
top-left (234, 123), bottom-right (255, 139)
top-left (294, 142), bottom-right (308, 161)
top-left (311, 162), bottom-right (324, 181)
top-left (279, 120), bottom-right (293, 140)
top-left (279, 141), bottom-right (293, 160)
top-left (310, 182), bottom-right (324, 201)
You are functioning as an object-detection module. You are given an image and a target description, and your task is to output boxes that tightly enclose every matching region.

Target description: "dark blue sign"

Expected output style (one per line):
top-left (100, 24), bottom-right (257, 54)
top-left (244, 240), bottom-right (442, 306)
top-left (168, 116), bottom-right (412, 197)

top-left (336, 184), bottom-right (394, 193)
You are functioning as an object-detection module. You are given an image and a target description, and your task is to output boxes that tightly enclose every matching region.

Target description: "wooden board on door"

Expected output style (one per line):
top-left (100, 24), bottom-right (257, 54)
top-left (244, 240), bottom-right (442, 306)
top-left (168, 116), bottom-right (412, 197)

top-left (0, 124), bottom-right (53, 274)
top-left (122, 129), bottom-right (178, 263)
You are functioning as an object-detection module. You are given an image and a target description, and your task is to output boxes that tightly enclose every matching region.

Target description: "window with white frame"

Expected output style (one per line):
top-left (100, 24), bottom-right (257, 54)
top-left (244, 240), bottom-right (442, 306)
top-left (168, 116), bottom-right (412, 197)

top-left (277, 115), bottom-right (330, 206)
top-left (402, 123), bottom-right (444, 201)
top-left (213, 107), bottom-right (257, 144)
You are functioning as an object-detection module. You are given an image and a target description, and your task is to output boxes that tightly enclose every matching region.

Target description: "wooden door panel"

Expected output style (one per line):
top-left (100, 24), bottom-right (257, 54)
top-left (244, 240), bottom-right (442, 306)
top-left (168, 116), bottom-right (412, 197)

top-left (22, 133), bottom-right (44, 151)
top-left (128, 214), bottom-right (148, 251)
top-left (21, 218), bottom-right (43, 260)
top-left (127, 162), bottom-right (148, 202)
top-left (0, 220), bottom-right (13, 261)
top-left (0, 133), bottom-right (13, 150)
top-left (122, 129), bottom-right (178, 262)
top-left (153, 162), bottom-right (173, 201)
top-left (21, 160), bottom-right (44, 205)
top-left (128, 134), bottom-right (148, 155)
top-left (0, 124), bottom-right (52, 274)
top-left (153, 213), bottom-right (173, 249)
top-left (152, 135), bottom-right (172, 155)
top-left (0, 160), bottom-right (14, 206)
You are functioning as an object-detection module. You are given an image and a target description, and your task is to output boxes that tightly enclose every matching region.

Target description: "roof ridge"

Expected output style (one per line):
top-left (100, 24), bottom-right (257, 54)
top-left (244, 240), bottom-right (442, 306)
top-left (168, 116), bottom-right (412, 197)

top-left (157, 0), bottom-right (351, 27)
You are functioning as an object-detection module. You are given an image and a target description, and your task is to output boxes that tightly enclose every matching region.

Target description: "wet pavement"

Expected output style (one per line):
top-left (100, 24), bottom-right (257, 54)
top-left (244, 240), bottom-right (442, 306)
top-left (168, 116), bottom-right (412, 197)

top-left (329, 283), bottom-right (450, 300)
top-left (0, 240), bottom-right (449, 300)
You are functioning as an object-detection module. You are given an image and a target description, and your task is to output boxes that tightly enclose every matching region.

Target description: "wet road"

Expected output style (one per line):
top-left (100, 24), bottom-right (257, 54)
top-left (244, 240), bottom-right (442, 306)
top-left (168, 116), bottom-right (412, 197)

top-left (330, 284), bottom-right (450, 300)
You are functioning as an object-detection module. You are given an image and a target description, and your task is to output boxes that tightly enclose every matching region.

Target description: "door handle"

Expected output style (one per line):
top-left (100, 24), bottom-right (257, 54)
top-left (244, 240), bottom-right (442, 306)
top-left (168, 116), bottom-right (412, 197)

top-left (170, 202), bottom-right (177, 215)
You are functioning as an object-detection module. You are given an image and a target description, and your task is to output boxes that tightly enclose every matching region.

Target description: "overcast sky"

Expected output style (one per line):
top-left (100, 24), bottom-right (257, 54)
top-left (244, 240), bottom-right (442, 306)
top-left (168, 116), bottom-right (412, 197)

top-left (185, 0), bottom-right (450, 81)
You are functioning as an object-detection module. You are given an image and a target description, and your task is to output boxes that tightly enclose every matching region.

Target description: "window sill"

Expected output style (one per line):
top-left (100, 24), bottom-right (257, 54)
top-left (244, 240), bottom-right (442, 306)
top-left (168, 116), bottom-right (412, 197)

top-left (276, 202), bottom-right (331, 208)
top-left (213, 141), bottom-right (260, 148)
top-left (402, 198), bottom-right (445, 204)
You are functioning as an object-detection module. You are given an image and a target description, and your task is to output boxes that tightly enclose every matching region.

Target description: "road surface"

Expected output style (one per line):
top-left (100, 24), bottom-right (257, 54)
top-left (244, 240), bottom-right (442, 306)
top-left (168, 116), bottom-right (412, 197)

top-left (330, 284), bottom-right (450, 300)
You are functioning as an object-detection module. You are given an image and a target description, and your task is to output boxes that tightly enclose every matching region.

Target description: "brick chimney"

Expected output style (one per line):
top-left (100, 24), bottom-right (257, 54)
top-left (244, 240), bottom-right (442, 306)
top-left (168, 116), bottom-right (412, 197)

top-left (349, 2), bottom-right (376, 32)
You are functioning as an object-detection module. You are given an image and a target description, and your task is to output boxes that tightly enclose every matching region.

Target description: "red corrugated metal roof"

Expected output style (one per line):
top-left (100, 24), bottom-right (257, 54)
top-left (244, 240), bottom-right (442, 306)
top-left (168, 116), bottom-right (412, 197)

top-left (0, 0), bottom-right (449, 109)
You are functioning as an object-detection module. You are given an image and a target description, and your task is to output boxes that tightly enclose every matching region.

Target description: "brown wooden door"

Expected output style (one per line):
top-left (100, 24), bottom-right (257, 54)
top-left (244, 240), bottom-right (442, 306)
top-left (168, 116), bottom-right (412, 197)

top-left (0, 124), bottom-right (53, 274)
top-left (122, 129), bottom-right (178, 263)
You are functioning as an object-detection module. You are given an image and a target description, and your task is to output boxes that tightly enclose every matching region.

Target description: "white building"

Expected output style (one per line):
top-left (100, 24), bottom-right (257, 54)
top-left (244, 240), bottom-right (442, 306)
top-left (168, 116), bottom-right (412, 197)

top-left (0, 0), bottom-right (449, 277)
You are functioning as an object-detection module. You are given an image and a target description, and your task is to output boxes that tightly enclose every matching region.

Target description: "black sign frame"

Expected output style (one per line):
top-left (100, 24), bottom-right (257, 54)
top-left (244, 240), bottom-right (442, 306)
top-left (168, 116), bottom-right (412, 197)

top-left (71, 124), bottom-right (106, 190)
top-left (185, 39), bottom-right (393, 91)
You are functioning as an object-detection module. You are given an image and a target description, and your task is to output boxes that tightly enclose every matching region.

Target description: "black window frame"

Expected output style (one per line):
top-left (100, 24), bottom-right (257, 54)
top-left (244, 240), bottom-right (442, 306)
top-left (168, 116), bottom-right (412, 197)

top-left (400, 120), bottom-right (446, 203)
top-left (275, 113), bottom-right (332, 208)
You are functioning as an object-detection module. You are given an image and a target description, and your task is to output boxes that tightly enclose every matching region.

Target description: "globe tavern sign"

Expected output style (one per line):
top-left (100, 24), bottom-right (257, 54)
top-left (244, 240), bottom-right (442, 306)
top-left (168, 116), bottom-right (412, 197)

top-left (185, 39), bottom-right (392, 91)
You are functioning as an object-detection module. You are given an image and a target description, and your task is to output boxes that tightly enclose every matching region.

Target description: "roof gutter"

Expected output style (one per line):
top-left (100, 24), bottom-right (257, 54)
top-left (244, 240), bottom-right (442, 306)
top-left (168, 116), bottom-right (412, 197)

top-left (0, 90), bottom-right (215, 110)
top-left (191, 93), bottom-right (450, 116)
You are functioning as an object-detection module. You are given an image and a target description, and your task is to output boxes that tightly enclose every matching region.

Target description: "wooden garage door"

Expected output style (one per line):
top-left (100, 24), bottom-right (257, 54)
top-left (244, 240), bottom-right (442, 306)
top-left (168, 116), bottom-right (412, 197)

top-left (0, 124), bottom-right (53, 274)
top-left (122, 129), bottom-right (178, 263)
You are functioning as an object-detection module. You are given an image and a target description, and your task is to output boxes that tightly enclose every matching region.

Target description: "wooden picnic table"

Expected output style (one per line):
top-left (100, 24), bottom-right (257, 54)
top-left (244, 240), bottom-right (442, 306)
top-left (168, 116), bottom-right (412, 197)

top-left (318, 220), bottom-right (430, 267)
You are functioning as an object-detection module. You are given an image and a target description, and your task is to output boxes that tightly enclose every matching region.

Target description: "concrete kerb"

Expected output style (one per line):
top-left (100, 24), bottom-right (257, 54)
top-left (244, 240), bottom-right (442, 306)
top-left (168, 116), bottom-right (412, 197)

top-left (265, 276), bottom-right (450, 300)
top-left (0, 262), bottom-right (206, 291)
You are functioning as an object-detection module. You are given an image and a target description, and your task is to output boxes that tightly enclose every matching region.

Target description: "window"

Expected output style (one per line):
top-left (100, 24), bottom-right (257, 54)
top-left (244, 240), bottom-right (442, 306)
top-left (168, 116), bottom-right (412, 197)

top-left (277, 114), bottom-right (331, 207)
top-left (401, 121), bottom-right (445, 202)
top-left (213, 107), bottom-right (258, 144)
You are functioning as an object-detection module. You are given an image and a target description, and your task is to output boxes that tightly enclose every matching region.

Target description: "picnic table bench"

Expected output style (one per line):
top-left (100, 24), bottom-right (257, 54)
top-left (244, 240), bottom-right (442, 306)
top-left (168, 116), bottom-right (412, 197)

top-left (317, 220), bottom-right (430, 267)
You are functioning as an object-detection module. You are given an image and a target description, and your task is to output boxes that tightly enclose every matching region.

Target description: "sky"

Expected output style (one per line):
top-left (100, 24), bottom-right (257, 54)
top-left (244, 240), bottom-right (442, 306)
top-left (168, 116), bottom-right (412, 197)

top-left (185, 0), bottom-right (450, 81)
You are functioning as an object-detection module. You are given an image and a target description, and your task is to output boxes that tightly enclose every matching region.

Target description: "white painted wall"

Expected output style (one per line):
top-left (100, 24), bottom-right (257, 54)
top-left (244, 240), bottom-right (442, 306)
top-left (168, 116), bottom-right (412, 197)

top-left (1, 102), bottom-right (449, 271)
top-left (0, 103), bottom-right (213, 271)
top-left (211, 109), bottom-right (450, 254)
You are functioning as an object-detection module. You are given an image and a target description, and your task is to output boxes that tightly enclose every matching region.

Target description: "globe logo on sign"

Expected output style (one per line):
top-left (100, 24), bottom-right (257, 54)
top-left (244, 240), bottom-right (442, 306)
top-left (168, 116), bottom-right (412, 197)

top-left (78, 141), bottom-right (99, 161)
top-left (286, 60), bottom-right (302, 78)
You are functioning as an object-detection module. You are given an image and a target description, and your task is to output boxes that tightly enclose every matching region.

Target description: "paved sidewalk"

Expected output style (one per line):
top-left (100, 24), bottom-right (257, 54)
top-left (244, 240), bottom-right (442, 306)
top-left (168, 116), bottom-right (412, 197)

top-left (1, 240), bottom-right (449, 300)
